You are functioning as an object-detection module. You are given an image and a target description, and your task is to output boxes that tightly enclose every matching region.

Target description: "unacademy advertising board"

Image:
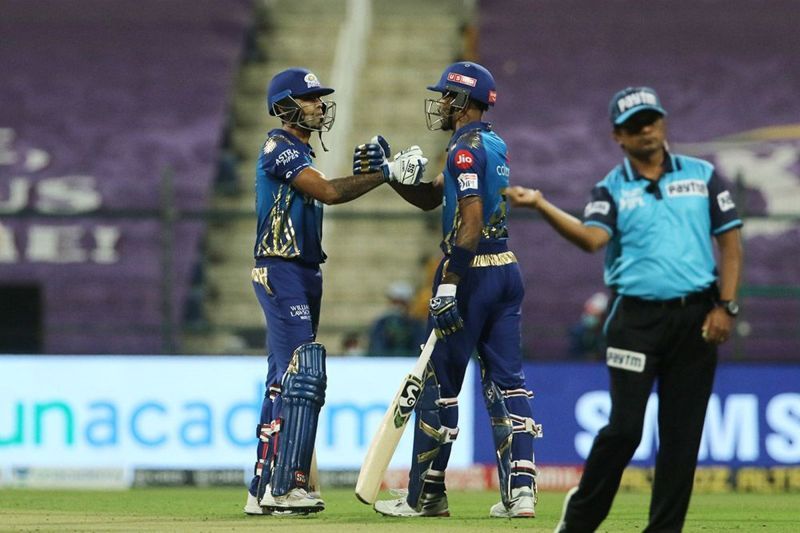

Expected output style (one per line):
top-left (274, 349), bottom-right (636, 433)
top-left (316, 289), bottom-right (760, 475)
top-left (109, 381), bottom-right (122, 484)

top-left (0, 356), bottom-right (475, 481)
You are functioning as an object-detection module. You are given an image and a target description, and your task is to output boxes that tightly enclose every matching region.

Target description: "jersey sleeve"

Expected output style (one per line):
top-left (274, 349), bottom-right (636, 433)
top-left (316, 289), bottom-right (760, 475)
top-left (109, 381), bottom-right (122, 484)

top-left (261, 137), bottom-right (311, 182)
top-left (446, 143), bottom-right (486, 200)
top-left (582, 186), bottom-right (617, 236)
top-left (707, 171), bottom-right (743, 234)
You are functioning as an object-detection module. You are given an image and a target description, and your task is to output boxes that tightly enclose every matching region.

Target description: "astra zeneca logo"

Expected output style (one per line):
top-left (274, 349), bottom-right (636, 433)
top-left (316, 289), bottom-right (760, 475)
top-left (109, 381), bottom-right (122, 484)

top-left (454, 149), bottom-right (474, 170)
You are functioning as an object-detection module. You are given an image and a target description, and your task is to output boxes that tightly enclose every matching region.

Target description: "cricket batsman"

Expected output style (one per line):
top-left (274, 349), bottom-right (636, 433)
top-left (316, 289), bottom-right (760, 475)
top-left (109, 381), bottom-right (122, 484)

top-left (365, 61), bottom-right (543, 518)
top-left (243, 67), bottom-right (427, 515)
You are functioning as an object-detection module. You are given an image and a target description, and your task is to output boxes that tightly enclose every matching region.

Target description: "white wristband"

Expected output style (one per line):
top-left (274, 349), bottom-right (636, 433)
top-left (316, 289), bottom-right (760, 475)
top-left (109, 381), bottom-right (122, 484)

top-left (435, 283), bottom-right (457, 297)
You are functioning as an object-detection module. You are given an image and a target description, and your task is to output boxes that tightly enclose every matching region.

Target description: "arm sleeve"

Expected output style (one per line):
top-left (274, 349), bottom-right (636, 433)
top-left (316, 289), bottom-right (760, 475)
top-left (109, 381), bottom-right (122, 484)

top-left (261, 138), bottom-right (311, 182)
top-left (707, 171), bottom-right (743, 234)
top-left (445, 144), bottom-right (486, 200)
top-left (582, 186), bottom-right (617, 236)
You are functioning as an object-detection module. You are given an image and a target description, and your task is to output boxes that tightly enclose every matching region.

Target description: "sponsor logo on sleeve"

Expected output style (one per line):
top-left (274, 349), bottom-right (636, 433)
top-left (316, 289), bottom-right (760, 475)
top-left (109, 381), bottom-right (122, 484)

top-left (717, 191), bottom-right (736, 212)
top-left (606, 347), bottom-right (646, 373)
top-left (666, 180), bottom-right (708, 197)
top-left (263, 139), bottom-right (277, 154)
top-left (447, 72), bottom-right (477, 87)
top-left (454, 149), bottom-right (474, 170)
top-left (276, 148), bottom-right (300, 166)
top-left (457, 172), bottom-right (478, 191)
top-left (584, 201), bottom-right (611, 217)
top-left (496, 164), bottom-right (510, 177)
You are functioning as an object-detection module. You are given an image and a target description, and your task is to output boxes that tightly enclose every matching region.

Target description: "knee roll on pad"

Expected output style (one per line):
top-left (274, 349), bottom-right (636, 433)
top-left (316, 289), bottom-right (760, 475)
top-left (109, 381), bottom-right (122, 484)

top-left (407, 364), bottom-right (459, 509)
top-left (270, 343), bottom-right (327, 495)
top-left (483, 379), bottom-right (542, 507)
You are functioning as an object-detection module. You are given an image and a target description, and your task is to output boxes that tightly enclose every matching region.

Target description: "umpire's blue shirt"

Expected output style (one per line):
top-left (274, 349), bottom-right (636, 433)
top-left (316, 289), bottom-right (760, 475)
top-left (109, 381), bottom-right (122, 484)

top-left (254, 129), bottom-right (325, 264)
top-left (583, 152), bottom-right (742, 299)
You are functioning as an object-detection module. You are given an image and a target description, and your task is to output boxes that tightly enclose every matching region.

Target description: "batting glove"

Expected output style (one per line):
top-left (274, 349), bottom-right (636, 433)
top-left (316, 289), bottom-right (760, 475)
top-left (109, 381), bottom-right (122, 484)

top-left (429, 283), bottom-right (463, 337)
top-left (353, 136), bottom-right (427, 185)
top-left (387, 146), bottom-right (428, 185)
top-left (353, 135), bottom-right (391, 175)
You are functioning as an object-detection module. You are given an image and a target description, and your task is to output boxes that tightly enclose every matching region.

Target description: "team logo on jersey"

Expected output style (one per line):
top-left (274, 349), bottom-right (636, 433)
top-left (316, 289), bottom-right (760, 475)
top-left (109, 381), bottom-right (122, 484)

top-left (584, 201), bottom-right (610, 217)
top-left (457, 172), bottom-right (478, 191)
top-left (606, 347), bottom-right (645, 373)
top-left (666, 179), bottom-right (708, 197)
top-left (454, 149), bottom-right (474, 170)
top-left (717, 190), bottom-right (736, 211)
top-left (276, 148), bottom-right (300, 166)
top-left (264, 138), bottom-right (277, 154)
top-left (447, 72), bottom-right (477, 87)
top-left (304, 72), bottom-right (321, 88)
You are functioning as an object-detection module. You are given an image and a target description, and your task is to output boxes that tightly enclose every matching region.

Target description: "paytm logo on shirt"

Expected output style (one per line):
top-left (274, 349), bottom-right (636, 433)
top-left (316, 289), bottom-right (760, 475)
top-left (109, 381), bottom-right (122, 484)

top-left (667, 180), bottom-right (708, 197)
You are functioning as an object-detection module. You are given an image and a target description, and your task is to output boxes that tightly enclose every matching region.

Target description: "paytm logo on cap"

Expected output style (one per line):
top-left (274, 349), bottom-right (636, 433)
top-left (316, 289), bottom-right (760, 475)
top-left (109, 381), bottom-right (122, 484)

top-left (617, 90), bottom-right (658, 114)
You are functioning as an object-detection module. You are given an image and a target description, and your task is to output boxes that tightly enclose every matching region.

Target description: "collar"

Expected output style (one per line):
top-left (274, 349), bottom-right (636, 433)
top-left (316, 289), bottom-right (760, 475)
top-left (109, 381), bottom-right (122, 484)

top-left (271, 128), bottom-right (315, 158)
top-left (622, 149), bottom-right (678, 182)
top-left (449, 120), bottom-right (492, 143)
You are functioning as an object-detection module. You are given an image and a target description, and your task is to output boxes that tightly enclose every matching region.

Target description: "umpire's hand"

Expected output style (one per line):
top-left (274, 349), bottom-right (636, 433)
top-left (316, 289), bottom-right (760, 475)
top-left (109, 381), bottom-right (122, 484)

top-left (701, 307), bottom-right (734, 344)
top-left (430, 283), bottom-right (464, 338)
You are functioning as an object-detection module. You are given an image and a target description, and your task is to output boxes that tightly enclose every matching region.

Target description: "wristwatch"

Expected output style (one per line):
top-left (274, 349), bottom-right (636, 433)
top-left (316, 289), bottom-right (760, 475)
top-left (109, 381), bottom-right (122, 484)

top-left (718, 300), bottom-right (740, 317)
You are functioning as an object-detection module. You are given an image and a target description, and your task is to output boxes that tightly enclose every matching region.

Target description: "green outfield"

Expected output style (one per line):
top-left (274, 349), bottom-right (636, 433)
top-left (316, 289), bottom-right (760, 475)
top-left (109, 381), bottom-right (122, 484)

top-left (0, 487), bottom-right (796, 532)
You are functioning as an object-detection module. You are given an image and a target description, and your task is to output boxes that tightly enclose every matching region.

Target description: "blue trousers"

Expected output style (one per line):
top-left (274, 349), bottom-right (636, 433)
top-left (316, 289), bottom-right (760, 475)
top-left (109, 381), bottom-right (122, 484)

top-left (249, 258), bottom-right (322, 494)
top-left (428, 258), bottom-right (530, 476)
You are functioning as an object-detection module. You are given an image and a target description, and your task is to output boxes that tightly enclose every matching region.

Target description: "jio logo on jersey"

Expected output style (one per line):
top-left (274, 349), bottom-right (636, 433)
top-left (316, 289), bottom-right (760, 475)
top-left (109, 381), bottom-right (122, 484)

top-left (454, 150), bottom-right (474, 170)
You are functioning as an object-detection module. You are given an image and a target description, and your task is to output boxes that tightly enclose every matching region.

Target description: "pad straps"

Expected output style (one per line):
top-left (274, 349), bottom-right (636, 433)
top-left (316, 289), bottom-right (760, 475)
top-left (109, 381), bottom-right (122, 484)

top-left (270, 343), bottom-right (327, 496)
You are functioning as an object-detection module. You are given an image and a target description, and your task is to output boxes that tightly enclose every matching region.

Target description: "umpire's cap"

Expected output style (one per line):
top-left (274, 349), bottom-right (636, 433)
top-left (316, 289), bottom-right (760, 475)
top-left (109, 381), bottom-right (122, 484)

top-left (267, 67), bottom-right (335, 116)
top-left (428, 61), bottom-right (497, 106)
top-left (609, 87), bottom-right (667, 126)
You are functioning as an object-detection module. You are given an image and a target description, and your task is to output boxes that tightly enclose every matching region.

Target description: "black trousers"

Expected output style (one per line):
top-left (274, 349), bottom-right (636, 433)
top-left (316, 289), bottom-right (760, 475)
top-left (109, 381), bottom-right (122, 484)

top-left (563, 292), bottom-right (718, 533)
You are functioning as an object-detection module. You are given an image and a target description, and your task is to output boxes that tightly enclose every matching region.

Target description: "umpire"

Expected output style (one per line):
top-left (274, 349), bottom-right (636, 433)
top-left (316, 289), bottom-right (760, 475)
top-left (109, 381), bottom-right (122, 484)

top-left (506, 86), bottom-right (743, 532)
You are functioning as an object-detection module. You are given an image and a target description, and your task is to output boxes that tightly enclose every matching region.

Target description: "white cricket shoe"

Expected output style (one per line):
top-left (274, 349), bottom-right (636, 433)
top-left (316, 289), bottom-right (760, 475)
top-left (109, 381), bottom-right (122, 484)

top-left (374, 490), bottom-right (450, 517)
top-left (269, 487), bottom-right (325, 514)
top-left (243, 492), bottom-right (270, 515)
top-left (490, 486), bottom-right (536, 518)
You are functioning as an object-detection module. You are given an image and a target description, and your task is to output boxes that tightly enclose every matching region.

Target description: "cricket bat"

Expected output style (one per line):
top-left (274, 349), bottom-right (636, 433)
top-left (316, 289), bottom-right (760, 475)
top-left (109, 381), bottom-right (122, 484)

top-left (308, 449), bottom-right (321, 496)
top-left (354, 330), bottom-right (438, 504)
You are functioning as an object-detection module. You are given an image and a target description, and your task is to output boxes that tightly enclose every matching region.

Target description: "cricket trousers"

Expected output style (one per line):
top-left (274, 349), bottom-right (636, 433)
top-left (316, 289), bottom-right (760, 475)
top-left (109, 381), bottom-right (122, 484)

top-left (562, 288), bottom-right (718, 533)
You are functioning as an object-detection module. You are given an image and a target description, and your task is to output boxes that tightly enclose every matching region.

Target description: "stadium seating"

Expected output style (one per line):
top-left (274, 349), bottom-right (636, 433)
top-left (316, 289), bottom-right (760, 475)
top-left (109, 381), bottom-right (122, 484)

top-left (0, 0), bottom-right (253, 352)
top-left (480, 0), bottom-right (800, 359)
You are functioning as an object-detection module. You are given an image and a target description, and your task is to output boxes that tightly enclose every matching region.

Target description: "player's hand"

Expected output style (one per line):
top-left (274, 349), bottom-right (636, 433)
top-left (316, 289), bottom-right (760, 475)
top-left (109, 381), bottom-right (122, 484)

top-left (701, 307), bottom-right (734, 344)
top-left (352, 135), bottom-right (390, 175)
top-left (429, 283), bottom-right (463, 338)
top-left (387, 146), bottom-right (428, 185)
top-left (503, 186), bottom-right (543, 209)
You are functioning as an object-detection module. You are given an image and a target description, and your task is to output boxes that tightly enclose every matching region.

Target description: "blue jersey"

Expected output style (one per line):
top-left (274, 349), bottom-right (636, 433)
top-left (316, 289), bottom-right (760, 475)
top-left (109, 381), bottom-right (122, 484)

top-left (441, 121), bottom-right (510, 254)
top-left (583, 152), bottom-right (742, 299)
top-left (254, 129), bottom-right (326, 264)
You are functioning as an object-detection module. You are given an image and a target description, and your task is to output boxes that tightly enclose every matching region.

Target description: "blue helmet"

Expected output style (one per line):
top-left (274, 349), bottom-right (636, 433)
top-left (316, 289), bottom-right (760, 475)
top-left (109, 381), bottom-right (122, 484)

top-left (266, 67), bottom-right (336, 133)
top-left (427, 61), bottom-right (497, 107)
top-left (425, 62), bottom-right (496, 131)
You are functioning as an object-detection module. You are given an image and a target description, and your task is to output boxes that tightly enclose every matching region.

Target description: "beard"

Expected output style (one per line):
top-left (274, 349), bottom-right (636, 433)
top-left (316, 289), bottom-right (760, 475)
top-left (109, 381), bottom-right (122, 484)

top-left (440, 111), bottom-right (455, 131)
